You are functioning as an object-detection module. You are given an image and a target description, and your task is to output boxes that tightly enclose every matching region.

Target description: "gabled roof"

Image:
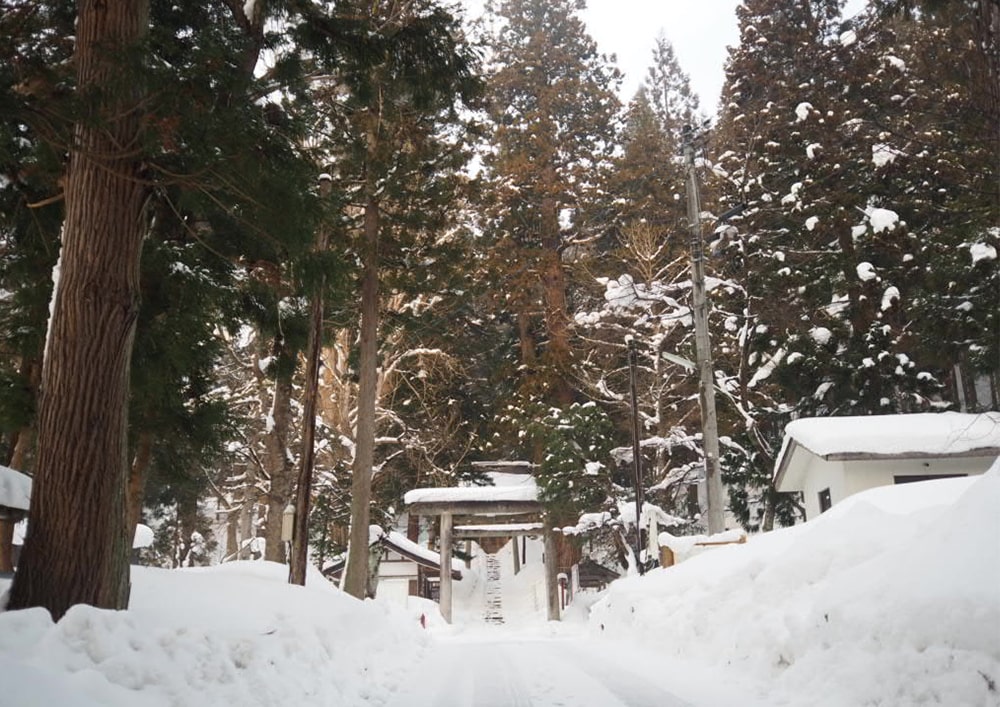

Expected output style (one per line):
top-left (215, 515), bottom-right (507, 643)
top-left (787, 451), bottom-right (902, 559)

top-left (322, 528), bottom-right (463, 580)
top-left (774, 412), bottom-right (1000, 491)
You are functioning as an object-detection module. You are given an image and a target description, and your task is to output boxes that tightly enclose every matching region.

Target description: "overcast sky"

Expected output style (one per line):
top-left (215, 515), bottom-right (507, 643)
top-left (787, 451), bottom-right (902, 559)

top-left (462, 1), bottom-right (868, 114)
top-left (580, 0), bottom-right (743, 111)
top-left (461, 0), bottom-right (743, 112)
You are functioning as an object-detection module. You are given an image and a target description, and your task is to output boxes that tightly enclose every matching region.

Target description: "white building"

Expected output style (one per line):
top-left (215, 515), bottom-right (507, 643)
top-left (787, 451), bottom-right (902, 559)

top-left (773, 411), bottom-right (1000, 520)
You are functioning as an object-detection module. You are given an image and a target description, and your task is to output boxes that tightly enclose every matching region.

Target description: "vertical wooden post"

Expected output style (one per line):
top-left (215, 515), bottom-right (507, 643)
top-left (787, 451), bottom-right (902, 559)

top-left (544, 523), bottom-right (560, 621)
top-left (512, 534), bottom-right (521, 575)
top-left (464, 539), bottom-right (472, 569)
top-left (439, 511), bottom-right (453, 623)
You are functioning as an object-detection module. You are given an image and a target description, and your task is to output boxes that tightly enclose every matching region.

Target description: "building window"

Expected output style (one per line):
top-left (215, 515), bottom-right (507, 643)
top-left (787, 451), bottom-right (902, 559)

top-left (818, 488), bottom-right (832, 513)
top-left (894, 474), bottom-right (967, 484)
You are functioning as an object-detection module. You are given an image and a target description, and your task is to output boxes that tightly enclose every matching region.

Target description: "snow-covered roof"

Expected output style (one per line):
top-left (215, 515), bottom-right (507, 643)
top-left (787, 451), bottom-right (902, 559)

top-left (774, 412), bottom-right (1000, 491)
top-left (454, 523), bottom-right (543, 533)
top-left (0, 464), bottom-right (31, 512)
top-left (783, 412), bottom-right (1000, 459)
top-left (382, 530), bottom-right (464, 575)
top-left (403, 482), bottom-right (538, 505)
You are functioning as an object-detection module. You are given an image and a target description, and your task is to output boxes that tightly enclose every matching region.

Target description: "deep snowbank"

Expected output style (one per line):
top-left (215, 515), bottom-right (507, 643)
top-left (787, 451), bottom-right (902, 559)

top-left (0, 561), bottom-right (428, 706)
top-left (590, 463), bottom-right (1000, 706)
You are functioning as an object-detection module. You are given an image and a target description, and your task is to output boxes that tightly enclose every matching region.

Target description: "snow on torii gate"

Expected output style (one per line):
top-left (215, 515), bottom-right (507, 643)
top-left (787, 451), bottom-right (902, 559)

top-left (403, 485), bottom-right (560, 624)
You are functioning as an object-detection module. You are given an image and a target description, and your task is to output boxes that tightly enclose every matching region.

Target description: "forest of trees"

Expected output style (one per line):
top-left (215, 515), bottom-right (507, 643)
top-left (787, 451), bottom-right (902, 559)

top-left (0, 0), bottom-right (995, 617)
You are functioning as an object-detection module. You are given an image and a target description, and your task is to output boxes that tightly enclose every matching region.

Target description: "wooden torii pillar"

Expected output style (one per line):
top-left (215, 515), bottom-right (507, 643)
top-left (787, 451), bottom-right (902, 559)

top-left (404, 495), bottom-right (559, 623)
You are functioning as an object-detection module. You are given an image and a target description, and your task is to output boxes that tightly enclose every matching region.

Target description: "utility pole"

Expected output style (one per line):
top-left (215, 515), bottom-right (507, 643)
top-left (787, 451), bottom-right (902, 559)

top-left (682, 126), bottom-right (726, 535)
top-left (626, 337), bottom-right (645, 573)
top-left (289, 173), bottom-right (332, 585)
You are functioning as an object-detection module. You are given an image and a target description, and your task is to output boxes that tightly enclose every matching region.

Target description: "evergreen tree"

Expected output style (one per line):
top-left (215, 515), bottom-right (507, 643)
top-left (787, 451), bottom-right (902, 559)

top-left (480, 0), bottom-right (622, 406)
top-left (300, 0), bottom-right (481, 597)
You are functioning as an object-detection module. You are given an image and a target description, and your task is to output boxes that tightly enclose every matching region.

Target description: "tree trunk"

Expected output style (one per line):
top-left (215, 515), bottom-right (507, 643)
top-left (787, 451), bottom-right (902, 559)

top-left (9, 0), bottom-right (150, 619)
top-left (343, 193), bottom-right (380, 599)
top-left (539, 187), bottom-right (574, 405)
top-left (0, 519), bottom-right (15, 572)
top-left (517, 309), bottom-right (536, 366)
top-left (289, 176), bottom-right (331, 585)
top-left (262, 371), bottom-right (294, 563)
top-left (126, 430), bottom-right (154, 537)
top-left (5, 356), bottom-right (42, 470)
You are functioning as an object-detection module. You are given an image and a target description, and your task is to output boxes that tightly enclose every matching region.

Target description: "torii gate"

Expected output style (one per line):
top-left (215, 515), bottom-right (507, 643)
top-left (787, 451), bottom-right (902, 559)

top-left (403, 484), bottom-right (560, 624)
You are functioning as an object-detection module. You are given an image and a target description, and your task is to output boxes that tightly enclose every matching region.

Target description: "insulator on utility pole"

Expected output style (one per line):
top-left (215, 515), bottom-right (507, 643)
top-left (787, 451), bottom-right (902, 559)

top-left (682, 128), bottom-right (726, 535)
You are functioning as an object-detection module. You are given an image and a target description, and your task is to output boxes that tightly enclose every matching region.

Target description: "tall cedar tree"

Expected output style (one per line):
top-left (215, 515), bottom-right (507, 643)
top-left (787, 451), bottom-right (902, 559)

top-left (9, 0), bottom-right (151, 617)
top-left (300, 0), bottom-right (480, 598)
top-left (6, 0), bottom-right (326, 602)
top-left (482, 0), bottom-right (621, 407)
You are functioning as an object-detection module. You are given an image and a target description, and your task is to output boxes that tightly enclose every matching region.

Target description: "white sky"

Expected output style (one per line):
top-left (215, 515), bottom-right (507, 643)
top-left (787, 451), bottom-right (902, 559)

top-left (463, 0), bottom-right (869, 113)
top-left (580, 0), bottom-right (743, 110)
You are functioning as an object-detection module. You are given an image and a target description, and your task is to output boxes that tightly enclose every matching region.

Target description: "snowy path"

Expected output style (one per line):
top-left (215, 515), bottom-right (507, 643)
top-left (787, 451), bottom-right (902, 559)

top-left (382, 627), bottom-right (764, 707)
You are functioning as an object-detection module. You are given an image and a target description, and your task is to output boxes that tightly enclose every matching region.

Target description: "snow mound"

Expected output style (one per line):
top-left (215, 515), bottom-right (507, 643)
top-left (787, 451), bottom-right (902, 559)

top-left (590, 465), bottom-right (1000, 706)
top-left (0, 561), bottom-right (428, 706)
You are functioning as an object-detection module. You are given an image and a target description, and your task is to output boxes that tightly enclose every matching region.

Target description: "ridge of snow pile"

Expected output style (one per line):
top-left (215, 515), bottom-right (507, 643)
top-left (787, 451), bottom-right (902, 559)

top-left (0, 561), bottom-right (428, 706)
top-left (590, 464), bottom-right (1000, 706)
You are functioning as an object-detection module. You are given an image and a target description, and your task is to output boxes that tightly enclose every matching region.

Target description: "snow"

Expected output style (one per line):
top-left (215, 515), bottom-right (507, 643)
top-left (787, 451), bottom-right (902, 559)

top-left (658, 528), bottom-right (746, 562)
top-left (593, 465), bottom-right (1000, 706)
top-left (883, 54), bottom-right (907, 71)
top-left (2, 465), bottom-right (999, 706)
top-left (378, 528), bottom-right (465, 573)
top-left (794, 102), bottom-right (813, 122)
top-left (867, 207), bottom-right (899, 233)
top-left (839, 29), bottom-right (857, 47)
top-left (880, 285), bottom-right (900, 310)
top-left (453, 523), bottom-right (543, 533)
top-left (0, 562), bottom-right (427, 706)
top-left (871, 142), bottom-right (900, 167)
top-left (132, 524), bottom-right (154, 549)
top-left (855, 261), bottom-right (877, 281)
top-left (804, 215), bottom-right (819, 231)
top-left (403, 481), bottom-right (538, 505)
top-left (0, 465), bottom-right (31, 511)
top-left (970, 242), bottom-right (997, 264)
top-left (809, 326), bottom-right (833, 345)
top-left (782, 411), bottom-right (1000, 458)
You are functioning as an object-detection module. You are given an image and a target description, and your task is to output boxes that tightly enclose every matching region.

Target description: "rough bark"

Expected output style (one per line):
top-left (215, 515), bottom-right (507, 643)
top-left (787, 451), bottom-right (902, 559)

top-left (126, 430), bottom-right (154, 536)
top-left (8, 0), bottom-right (150, 619)
top-left (289, 177), bottom-right (331, 585)
top-left (262, 371), bottom-right (294, 563)
top-left (539, 188), bottom-right (574, 405)
top-left (6, 356), bottom-right (41, 470)
top-left (0, 519), bottom-right (15, 572)
top-left (343, 193), bottom-right (380, 599)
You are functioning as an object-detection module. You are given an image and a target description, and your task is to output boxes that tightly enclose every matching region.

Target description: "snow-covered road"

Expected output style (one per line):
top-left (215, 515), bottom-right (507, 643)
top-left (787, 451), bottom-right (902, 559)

top-left (384, 628), bottom-right (766, 707)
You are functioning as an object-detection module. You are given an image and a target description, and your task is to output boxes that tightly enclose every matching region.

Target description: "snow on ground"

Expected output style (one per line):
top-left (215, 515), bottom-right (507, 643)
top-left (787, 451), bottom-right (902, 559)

top-left (1, 462), bottom-right (997, 705)
top-left (0, 562), bottom-right (428, 706)
top-left (591, 462), bottom-right (1000, 707)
